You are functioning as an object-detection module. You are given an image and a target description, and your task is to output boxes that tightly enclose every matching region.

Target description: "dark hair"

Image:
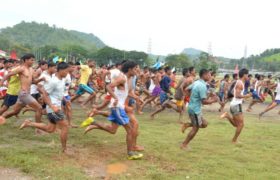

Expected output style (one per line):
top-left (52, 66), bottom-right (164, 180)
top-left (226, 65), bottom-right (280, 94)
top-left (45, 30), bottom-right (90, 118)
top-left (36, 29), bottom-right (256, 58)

top-left (144, 66), bottom-right (149, 70)
top-left (57, 62), bottom-right (69, 71)
top-left (3, 60), bottom-right (10, 64)
top-left (182, 68), bottom-right (189, 76)
top-left (189, 66), bottom-right (195, 73)
top-left (199, 69), bottom-right (209, 78)
top-left (121, 61), bottom-right (137, 73)
top-left (68, 62), bottom-right (74, 66)
top-left (255, 74), bottom-right (261, 80)
top-left (239, 68), bottom-right (249, 78)
top-left (158, 67), bottom-right (163, 71)
top-left (99, 64), bottom-right (104, 68)
top-left (268, 74), bottom-right (272, 78)
top-left (211, 71), bottom-right (216, 76)
top-left (224, 74), bottom-right (229, 79)
top-left (248, 74), bottom-right (252, 78)
top-left (21, 53), bottom-right (35, 62)
top-left (115, 62), bottom-right (122, 67)
top-left (48, 62), bottom-right (56, 68)
top-left (164, 66), bottom-right (171, 73)
top-left (75, 62), bottom-right (81, 66)
top-left (121, 60), bottom-right (128, 65)
top-left (39, 60), bottom-right (47, 66)
top-left (233, 73), bottom-right (238, 79)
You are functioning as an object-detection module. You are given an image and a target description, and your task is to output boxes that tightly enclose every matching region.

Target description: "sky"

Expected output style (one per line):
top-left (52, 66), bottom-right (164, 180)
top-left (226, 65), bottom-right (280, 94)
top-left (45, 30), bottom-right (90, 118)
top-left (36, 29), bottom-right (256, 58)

top-left (0, 0), bottom-right (279, 59)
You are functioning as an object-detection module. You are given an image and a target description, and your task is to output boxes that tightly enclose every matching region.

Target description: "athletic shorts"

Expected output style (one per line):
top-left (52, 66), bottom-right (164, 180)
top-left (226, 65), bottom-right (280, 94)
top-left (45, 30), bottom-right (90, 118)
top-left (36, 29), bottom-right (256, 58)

top-left (128, 98), bottom-right (136, 106)
top-left (47, 110), bottom-right (64, 124)
top-left (252, 91), bottom-right (260, 100)
top-left (17, 91), bottom-right (36, 105)
top-left (219, 92), bottom-right (225, 102)
top-left (159, 91), bottom-right (168, 105)
top-left (176, 100), bottom-right (184, 107)
top-left (76, 84), bottom-right (94, 95)
top-left (62, 95), bottom-right (71, 106)
top-left (104, 94), bottom-right (112, 101)
top-left (230, 104), bottom-right (242, 116)
top-left (152, 86), bottom-right (161, 97)
top-left (275, 100), bottom-right (280, 105)
top-left (188, 112), bottom-right (203, 127)
top-left (3, 94), bottom-right (18, 107)
top-left (31, 93), bottom-right (41, 101)
top-left (108, 107), bottom-right (129, 125)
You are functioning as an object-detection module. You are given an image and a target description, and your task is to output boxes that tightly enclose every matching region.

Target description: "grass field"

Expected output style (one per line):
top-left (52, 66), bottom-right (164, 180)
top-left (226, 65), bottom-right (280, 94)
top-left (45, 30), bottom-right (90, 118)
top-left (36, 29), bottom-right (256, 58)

top-left (0, 103), bottom-right (280, 179)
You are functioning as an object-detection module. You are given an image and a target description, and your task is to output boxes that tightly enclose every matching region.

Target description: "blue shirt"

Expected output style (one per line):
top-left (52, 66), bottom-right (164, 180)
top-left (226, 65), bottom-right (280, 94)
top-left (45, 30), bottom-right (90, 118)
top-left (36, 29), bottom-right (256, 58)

top-left (188, 79), bottom-right (207, 114)
top-left (160, 75), bottom-right (171, 93)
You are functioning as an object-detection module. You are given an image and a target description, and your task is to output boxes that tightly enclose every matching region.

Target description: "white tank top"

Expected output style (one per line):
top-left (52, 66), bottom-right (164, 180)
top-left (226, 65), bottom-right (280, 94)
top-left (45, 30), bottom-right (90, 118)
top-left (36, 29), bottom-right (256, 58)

top-left (230, 80), bottom-right (244, 106)
top-left (275, 82), bottom-right (280, 100)
top-left (149, 79), bottom-right (155, 93)
top-left (109, 75), bottom-right (128, 109)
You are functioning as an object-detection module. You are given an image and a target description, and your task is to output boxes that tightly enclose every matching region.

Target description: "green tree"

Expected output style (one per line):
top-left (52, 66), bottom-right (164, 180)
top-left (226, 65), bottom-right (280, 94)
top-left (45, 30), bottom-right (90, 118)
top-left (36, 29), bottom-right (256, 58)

top-left (165, 54), bottom-right (192, 69)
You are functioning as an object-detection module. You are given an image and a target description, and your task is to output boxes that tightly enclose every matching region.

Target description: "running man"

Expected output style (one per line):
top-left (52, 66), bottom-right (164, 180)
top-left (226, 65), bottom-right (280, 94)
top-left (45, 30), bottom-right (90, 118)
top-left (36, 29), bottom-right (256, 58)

top-left (20, 62), bottom-right (70, 153)
top-left (220, 68), bottom-right (252, 144)
top-left (0, 54), bottom-right (44, 127)
top-left (71, 60), bottom-right (96, 107)
top-left (180, 69), bottom-right (218, 150)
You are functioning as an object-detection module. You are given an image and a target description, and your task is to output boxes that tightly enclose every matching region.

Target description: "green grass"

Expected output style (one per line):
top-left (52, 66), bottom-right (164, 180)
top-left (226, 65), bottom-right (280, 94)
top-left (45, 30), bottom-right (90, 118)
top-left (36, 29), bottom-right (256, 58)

top-left (1, 105), bottom-right (280, 179)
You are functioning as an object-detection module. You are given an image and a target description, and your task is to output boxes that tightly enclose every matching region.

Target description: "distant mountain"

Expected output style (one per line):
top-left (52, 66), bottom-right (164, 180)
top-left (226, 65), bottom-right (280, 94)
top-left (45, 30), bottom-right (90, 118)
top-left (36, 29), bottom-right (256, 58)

top-left (0, 21), bottom-right (105, 50)
top-left (182, 48), bottom-right (205, 59)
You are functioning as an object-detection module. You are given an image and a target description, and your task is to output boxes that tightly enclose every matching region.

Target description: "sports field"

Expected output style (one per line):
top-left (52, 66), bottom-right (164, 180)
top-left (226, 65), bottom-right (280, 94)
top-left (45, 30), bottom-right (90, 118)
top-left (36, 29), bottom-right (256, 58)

top-left (0, 102), bottom-right (280, 179)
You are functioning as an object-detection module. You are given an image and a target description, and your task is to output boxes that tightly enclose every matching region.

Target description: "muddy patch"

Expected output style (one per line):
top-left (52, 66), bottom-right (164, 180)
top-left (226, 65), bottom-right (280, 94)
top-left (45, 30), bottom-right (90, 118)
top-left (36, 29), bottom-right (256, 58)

top-left (107, 163), bottom-right (127, 174)
top-left (0, 167), bottom-right (32, 180)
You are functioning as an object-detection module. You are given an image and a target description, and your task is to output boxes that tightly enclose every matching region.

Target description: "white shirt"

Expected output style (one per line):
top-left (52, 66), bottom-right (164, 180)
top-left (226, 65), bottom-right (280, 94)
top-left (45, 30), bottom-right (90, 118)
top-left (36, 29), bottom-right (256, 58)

top-left (275, 81), bottom-right (280, 100)
top-left (64, 73), bottom-right (71, 96)
top-left (44, 75), bottom-right (65, 113)
top-left (110, 69), bottom-right (121, 81)
top-left (39, 71), bottom-right (53, 88)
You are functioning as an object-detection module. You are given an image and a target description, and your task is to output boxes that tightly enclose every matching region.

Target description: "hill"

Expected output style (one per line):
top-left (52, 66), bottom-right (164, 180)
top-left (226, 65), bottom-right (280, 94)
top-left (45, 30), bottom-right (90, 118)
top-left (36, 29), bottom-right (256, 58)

top-left (0, 21), bottom-right (105, 51)
top-left (181, 48), bottom-right (205, 59)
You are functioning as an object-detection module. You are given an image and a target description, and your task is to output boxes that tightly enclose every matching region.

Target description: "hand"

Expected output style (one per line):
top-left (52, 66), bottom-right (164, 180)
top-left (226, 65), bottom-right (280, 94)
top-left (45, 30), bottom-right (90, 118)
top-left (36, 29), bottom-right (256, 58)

top-left (212, 95), bottom-right (219, 103)
top-left (245, 93), bottom-right (252, 98)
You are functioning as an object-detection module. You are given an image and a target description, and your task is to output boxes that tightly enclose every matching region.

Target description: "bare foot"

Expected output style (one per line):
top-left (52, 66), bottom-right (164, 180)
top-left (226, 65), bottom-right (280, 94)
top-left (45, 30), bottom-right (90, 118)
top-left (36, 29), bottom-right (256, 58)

top-left (150, 114), bottom-right (155, 120)
top-left (259, 112), bottom-right (264, 119)
top-left (19, 119), bottom-right (31, 130)
top-left (0, 116), bottom-right (6, 125)
top-left (132, 145), bottom-right (145, 151)
top-left (137, 111), bottom-right (143, 115)
top-left (180, 144), bottom-right (191, 151)
top-left (181, 123), bottom-right (191, 133)
top-left (70, 124), bottom-right (79, 128)
top-left (246, 108), bottom-right (252, 112)
top-left (220, 112), bottom-right (228, 119)
top-left (84, 124), bottom-right (97, 134)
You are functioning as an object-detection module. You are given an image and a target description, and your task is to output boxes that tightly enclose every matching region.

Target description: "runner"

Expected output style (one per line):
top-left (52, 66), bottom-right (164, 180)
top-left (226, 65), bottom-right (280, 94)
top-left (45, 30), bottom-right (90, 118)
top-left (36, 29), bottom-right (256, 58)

top-left (220, 68), bottom-right (252, 143)
top-left (180, 69), bottom-right (218, 150)
top-left (20, 62), bottom-right (70, 153)
top-left (84, 61), bottom-right (143, 160)
top-left (0, 54), bottom-right (44, 128)
top-left (71, 60), bottom-right (96, 107)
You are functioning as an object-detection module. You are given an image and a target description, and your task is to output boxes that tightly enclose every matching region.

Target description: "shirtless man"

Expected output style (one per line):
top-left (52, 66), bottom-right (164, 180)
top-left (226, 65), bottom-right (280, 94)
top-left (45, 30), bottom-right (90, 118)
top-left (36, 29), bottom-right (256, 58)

top-left (0, 54), bottom-right (44, 127)
top-left (84, 61), bottom-right (143, 160)
top-left (220, 68), bottom-right (252, 143)
top-left (138, 68), bottom-right (162, 113)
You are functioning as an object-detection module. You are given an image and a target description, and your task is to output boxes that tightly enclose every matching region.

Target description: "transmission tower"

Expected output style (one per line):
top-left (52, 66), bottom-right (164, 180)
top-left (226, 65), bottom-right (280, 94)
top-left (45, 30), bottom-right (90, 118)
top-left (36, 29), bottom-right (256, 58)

top-left (147, 38), bottom-right (152, 55)
top-left (242, 45), bottom-right (247, 68)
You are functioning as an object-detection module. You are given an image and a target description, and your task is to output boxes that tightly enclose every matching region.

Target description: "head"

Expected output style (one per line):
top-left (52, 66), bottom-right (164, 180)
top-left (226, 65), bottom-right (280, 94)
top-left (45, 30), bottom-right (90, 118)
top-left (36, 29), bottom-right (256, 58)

top-left (164, 66), bottom-right (172, 76)
top-left (121, 61), bottom-right (138, 76)
top-left (238, 68), bottom-right (249, 80)
top-left (115, 62), bottom-right (122, 70)
top-left (211, 71), bottom-right (216, 78)
top-left (87, 60), bottom-right (95, 68)
top-left (57, 62), bottom-right (69, 78)
top-left (268, 74), bottom-right (272, 79)
top-left (39, 61), bottom-right (48, 71)
top-left (224, 74), bottom-right (230, 81)
top-left (199, 69), bottom-right (211, 82)
top-left (255, 74), bottom-right (261, 81)
top-left (189, 66), bottom-right (196, 77)
top-left (68, 62), bottom-right (76, 73)
top-left (143, 66), bottom-right (149, 73)
top-left (233, 73), bottom-right (238, 80)
top-left (248, 74), bottom-right (252, 80)
top-left (182, 68), bottom-right (189, 77)
top-left (4, 59), bottom-right (12, 69)
top-left (47, 62), bottom-right (57, 74)
top-left (21, 53), bottom-right (35, 67)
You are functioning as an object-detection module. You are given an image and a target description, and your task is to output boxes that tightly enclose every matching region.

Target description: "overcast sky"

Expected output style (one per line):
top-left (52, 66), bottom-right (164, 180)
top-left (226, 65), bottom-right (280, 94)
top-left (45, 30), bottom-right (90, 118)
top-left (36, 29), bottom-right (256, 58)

top-left (0, 0), bottom-right (279, 58)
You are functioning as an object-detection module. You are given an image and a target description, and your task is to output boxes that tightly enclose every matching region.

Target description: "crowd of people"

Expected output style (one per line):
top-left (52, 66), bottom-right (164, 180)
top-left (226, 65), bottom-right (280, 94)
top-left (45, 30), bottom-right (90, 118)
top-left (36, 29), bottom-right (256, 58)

top-left (0, 54), bottom-right (279, 160)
